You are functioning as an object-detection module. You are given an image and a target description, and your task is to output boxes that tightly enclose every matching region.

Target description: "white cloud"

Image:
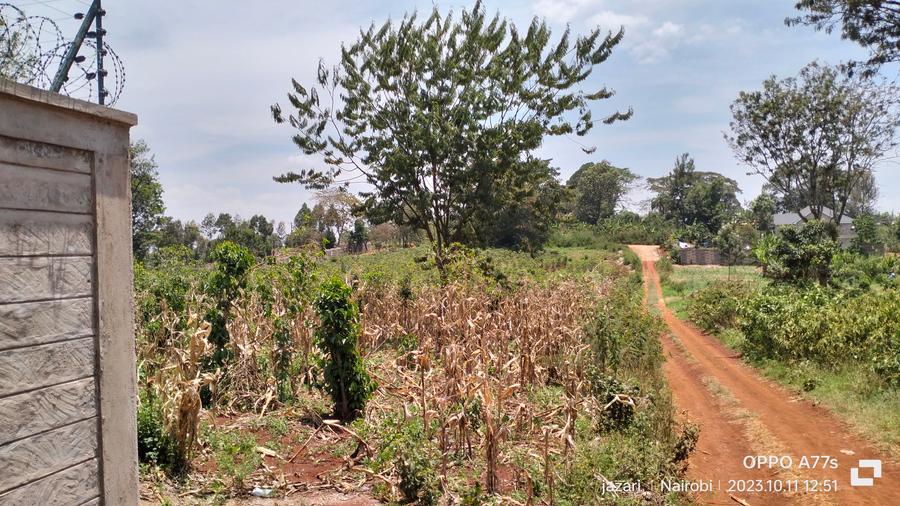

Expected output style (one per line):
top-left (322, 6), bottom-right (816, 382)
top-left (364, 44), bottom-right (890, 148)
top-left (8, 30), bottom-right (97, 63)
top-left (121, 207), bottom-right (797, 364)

top-left (533, 0), bottom-right (606, 23)
top-left (629, 21), bottom-right (686, 63)
top-left (653, 21), bottom-right (683, 38)
top-left (589, 11), bottom-right (649, 30)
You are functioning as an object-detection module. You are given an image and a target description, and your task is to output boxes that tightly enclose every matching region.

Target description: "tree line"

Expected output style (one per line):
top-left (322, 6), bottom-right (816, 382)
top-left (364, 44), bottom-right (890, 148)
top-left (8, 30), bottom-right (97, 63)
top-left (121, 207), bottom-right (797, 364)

top-left (265, 1), bottom-right (899, 277)
top-left (126, 0), bottom-right (900, 270)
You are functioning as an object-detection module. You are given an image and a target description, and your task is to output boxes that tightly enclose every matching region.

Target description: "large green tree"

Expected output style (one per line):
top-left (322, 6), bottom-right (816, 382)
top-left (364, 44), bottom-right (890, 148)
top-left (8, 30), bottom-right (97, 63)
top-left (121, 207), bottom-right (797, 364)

top-left (567, 161), bottom-right (638, 225)
top-left (761, 166), bottom-right (878, 217)
top-left (649, 153), bottom-right (741, 242)
top-left (747, 192), bottom-right (777, 232)
top-left (468, 158), bottom-right (564, 252)
top-left (130, 140), bottom-right (166, 260)
top-left (787, 0), bottom-right (900, 76)
top-left (154, 217), bottom-right (208, 259)
top-left (271, 2), bottom-right (630, 274)
top-left (203, 213), bottom-right (281, 258)
top-left (648, 154), bottom-right (697, 227)
top-left (727, 62), bottom-right (899, 224)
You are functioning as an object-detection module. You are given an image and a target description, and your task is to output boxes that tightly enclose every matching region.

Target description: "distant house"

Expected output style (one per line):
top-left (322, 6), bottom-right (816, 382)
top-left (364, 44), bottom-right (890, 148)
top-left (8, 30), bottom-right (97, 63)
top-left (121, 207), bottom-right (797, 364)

top-left (772, 206), bottom-right (856, 246)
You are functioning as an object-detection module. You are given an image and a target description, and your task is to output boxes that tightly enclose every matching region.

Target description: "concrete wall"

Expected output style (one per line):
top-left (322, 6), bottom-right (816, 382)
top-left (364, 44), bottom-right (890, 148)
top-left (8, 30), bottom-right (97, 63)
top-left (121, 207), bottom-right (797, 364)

top-left (678, 247), bottom-right (723, 265)
top-left (0, 80), bottom-right (138, 506)
top-left (678, 247), bottom-right (755, 266)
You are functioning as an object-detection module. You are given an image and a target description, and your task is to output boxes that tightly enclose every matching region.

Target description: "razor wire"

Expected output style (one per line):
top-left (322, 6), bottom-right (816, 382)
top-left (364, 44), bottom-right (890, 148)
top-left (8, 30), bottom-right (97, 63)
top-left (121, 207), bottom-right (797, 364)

top-left (0, 2), bottom-right (124, 105)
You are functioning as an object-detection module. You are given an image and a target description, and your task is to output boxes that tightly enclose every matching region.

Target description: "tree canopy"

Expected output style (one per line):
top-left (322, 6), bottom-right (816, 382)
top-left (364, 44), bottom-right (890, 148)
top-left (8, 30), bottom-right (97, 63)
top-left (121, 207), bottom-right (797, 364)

top-left (648, 153), bottom-right (741, 243)
top-left (271, 1), bottom-right (630, 273)
top-left (567, 161), bottom-right (638, 225)
top-left (130, 140), bottom-right (166, 260)
top-left (727, 62), bottom-right (899, 224)
top-left (468, 158), bottom-right (564, 252)
top-left (747, 192), bottom-right (777, 233)
top-left (787, 0), bottom-right (900, 76)
top-left (201, 213), bottom-right (281, 258)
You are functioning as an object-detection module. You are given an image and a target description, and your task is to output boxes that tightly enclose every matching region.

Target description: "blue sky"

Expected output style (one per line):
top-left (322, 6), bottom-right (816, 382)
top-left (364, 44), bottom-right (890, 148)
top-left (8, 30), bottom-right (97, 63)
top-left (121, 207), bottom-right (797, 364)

top-left (21, 0), bottom-right (900, 226)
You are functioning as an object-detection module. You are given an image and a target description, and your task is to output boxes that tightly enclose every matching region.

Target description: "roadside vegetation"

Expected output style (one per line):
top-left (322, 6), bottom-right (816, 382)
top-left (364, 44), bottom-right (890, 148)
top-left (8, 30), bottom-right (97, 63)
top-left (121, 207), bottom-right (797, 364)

top-left (658, 228), bottom-right (900, 452)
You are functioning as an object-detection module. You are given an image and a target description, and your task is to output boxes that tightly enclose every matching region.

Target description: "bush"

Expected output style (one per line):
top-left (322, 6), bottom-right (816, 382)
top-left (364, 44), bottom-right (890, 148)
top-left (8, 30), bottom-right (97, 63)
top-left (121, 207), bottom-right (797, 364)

top-left (397, 445), bottom-right (440, 505)
top-left (204, 428), bottom-right (262, 491)
top-left (586, 278), bottom-right (662, 377)
top-left (315, 277), bottom-right (376, 421)
top-left (755, 221), bottom-right (839, 284)
top-left (136, 388), bottom-right (189, 474)
top-left (738, 285), bottom-right (900, 384)
top-left (829, 250), bottom-right (900, 293)
top-left (656, 257), bottom-right (674, 284)
top-left (205, 241), bottom-right (255, 365)
top-left (824, 289), bottom-right (900, 385)
top-left (672, 423), bottom-right (700, 466)
top-left (546, 223), bottom-right (615, 249)
top-left (687, 280), bottom-right (752, 333)
top-left (361, 414), bottom-right (441, 504)
top-left (597, 212), bottom-right (676, 245)
top-left (251, 255), bottom-right (315, 402)
top-left (591, 375), bottom-right (641, 432)
top-left (134, 251), bottom-right (203, 343)
top-left (738, 284), bottom-right (833, 361)
top-left (622, 248), bottom-right (641, 275)
top-left (137, 390), bottom-right (174, 468)
top-left (850, 214), bottom-right (881, 255)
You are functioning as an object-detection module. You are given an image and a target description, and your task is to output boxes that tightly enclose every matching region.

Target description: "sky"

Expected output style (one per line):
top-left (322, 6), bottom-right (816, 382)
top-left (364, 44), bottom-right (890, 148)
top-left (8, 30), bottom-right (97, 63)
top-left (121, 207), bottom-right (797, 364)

top-left (16, 0), bottom-right (900, 226)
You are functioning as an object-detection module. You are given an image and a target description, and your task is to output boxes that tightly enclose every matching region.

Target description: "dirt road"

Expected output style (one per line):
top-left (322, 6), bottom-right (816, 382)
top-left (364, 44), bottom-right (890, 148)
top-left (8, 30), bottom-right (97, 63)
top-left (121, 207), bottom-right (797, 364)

top-left (629, 245), bottom-right (899, 506)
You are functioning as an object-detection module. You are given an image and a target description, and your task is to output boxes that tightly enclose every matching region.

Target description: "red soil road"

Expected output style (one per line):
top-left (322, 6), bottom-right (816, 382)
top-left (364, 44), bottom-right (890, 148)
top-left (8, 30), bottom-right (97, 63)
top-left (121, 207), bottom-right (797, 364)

top-left (630, 245), bottom-right (900, 506)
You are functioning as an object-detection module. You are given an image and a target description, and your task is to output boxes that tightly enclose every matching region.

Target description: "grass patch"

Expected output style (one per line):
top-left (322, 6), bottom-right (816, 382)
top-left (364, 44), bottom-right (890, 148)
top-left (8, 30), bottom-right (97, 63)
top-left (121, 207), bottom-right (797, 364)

top-left (751, 359), bottom-right (900, 453)
top-left (317, 244), bottom-right (623, 287)
top-left (202, 425), bottom-right (262, 493)
top-left (660, 265), bottom-right (765, 319)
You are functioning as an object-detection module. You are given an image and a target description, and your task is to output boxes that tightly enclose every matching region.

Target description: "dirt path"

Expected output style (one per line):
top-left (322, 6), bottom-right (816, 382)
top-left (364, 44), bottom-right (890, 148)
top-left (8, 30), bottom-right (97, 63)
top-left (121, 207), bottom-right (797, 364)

top-left (630, 245), bottom-right (900, 506)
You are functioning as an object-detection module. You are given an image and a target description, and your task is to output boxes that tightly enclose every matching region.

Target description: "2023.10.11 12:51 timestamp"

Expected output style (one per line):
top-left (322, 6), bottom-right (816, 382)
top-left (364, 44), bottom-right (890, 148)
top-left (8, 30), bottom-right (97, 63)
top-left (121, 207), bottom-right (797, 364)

top-left (727, 479), bottom-right (839, 494)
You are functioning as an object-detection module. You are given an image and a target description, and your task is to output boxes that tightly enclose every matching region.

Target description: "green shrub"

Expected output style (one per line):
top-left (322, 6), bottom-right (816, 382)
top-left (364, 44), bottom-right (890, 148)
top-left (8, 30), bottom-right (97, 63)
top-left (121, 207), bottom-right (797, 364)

top-left (738, 284), bottom-right (833, 361)
top-left (204, 427), bottom-right (261, 491)
top-left (441, 243), bottom-right (510, 289)
top-left (596, 212), bottom-right (676, 245)
top-left (137, 389), bottom-right (186, 474)
top-left (205, 241), bottom-right (255, 366)
top-left (361, 414), bottom-right (441, 503)
top-left (397, 445), bottom-right (440, 505)
top-left (557, 412), bottom-right (686, 503)
top-left (315, 277), bottom-right (376, 421)
top-left (687, 280), bottom-right (751, 333)
top-left (672, 423), bottom-right (700, 466)
top-left (547, 223), bottom-right (614, 249)
top-left (755, 221), bottom-right (838, 284)
top-left (254, 255), bottom-right (315, 402)
top-left (656, 257), bottom-right (673, 284)
top-left (591, 375), bottom-right (641, 432)
top-left (622, 248), bottom-right (641, 275)
top-left (850, 214), bottom-right (881, 255)
top-left (824, 289), bottom-right (900, 385)
top-left (586, 279), bottom-right (662, 377)
top-left (829, 250), bottom-right (900, 293)
top-left (738, 284), bottom-right (900, 384)
top-left (134, 252), bottom-right (203, 343)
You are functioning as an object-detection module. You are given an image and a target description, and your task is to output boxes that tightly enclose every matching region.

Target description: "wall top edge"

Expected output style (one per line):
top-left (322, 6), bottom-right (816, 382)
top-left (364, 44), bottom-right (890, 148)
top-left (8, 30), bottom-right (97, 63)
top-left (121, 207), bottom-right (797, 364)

top-left (0, 79), bottom-right (138, 127)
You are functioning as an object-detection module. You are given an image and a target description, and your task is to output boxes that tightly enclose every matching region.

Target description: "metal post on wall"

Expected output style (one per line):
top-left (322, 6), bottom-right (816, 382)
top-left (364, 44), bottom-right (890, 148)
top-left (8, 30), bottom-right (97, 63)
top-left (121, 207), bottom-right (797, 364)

top-left (94, 0), bottom-right (106, 105)
top-left (50, 0), bottom-right (108, 104)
